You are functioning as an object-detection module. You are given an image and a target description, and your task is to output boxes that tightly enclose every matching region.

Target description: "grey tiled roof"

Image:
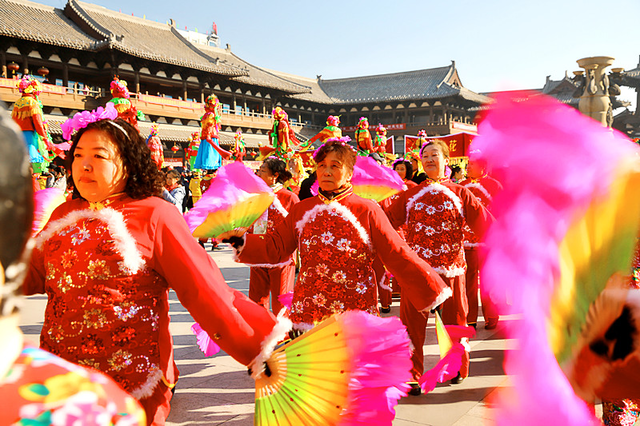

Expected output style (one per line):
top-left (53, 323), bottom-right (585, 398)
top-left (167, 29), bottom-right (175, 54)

top-left (270, 64), bottom-right (490, 106)
top-left (623, 66), bottom-right (640, 80)
top-left (67, 1), bottom-right (245, 76)
top-left (195, 45), bottom-right (311, 95)
top-left (541, 76), bottom-right (578, 95)
top-left (318, 65), bottom-right (490, 105)
top-left (0, 0), bottom-right (99, 50)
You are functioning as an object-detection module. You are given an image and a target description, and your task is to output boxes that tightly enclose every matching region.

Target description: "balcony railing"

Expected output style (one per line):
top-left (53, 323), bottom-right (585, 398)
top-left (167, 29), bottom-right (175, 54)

top-left (0, 78), bottom-right (314, 132)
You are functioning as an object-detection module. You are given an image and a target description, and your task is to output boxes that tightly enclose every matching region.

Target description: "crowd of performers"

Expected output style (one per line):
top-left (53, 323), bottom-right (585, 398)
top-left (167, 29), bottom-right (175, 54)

top-left (2, 74), bottom-right (639, 426)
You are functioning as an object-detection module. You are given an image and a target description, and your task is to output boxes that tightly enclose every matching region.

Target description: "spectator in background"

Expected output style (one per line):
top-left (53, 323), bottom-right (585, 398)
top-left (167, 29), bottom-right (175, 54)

top-left (409, 154), bottom-right (426, 184)
top-left (450, 164), bottom-right (465, 183)
top-left (298, 170), bottom-right (317, 201)
top-left (182, 170), bottom-right (192, 211)
top-left (162, 169), bottom-right (185, 211)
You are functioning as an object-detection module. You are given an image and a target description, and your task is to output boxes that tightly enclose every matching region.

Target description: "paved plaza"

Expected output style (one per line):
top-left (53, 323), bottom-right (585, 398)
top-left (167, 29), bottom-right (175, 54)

top-left (20, 244), bottom-right (515, 426)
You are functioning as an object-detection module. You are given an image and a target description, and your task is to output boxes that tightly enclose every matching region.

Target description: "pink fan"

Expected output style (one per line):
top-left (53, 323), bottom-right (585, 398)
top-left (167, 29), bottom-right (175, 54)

top-left (475, 92), bottom-right (640, 425)
top-left (311, 156), bottom-right (405, 201)
top-left (191, 323), bottom-right (221, 356)
top-left (184, 162), bottom-right (275, 238)
top-left (32, 187), bottom-right (65, 236)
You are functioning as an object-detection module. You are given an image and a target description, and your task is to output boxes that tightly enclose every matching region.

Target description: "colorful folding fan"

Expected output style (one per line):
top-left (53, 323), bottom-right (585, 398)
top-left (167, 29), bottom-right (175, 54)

top-left (311, 156), bottom-right (405, 202)
top-left (474, 92), bottom-right (640, 425)
top-left (418, 312), bottom-right (475, 393)
top-left (184, 162), bottom-right (274, 239)
top-left (254, 311), bottom-right (413, 425)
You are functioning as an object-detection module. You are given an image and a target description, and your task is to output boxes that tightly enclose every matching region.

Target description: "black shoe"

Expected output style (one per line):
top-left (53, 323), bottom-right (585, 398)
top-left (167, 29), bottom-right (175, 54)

top-left (407, 382), bottom-right (422, 396)
top-left (485, 318), bottom-right (499, 330)
top-left (380, 306), bottom-right (391, 314)
top-left (450, 372), bottom-right (466, 385)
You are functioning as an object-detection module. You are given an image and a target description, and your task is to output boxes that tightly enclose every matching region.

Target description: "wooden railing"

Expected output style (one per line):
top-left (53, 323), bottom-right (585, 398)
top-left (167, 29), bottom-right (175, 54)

top-left (0, 81), bottom-right (315, 132)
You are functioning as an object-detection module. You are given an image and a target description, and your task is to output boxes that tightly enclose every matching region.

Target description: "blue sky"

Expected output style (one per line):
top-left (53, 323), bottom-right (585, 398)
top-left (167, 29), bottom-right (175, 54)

top-left (39, 0), bottom-right (640, 108)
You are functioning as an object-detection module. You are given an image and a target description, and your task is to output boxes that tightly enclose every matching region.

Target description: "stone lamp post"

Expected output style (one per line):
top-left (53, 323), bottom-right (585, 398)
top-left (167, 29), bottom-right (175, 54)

top-left (576, 56), bottom-right (615, 127)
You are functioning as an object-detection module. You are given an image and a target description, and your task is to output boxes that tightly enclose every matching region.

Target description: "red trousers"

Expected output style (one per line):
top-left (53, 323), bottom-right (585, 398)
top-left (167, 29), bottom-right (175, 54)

top-left (372, 256), bottom-right (392, 308)
top-left (249, 263), bottom-right (295, 315)
top-left (465, 248), bottom-right (498, 325)
top-left (401, 274), bottom-right (470, 380)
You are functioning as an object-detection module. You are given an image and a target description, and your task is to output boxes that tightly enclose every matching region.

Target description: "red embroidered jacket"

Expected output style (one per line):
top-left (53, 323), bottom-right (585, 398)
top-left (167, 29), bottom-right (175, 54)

top-left (386, 179), bottom-right (492, 277)
top-left (237, 192), bottom-right (448, 327)
top-left (24, 195), bottom-right (275, 399)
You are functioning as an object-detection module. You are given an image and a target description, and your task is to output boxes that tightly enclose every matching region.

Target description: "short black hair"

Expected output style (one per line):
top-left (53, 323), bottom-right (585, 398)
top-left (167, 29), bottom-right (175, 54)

top-left (263, 157), bottom-right (292, 184)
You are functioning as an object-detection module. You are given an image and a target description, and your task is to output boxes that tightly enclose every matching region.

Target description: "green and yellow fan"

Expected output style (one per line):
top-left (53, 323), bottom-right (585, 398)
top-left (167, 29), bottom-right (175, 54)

top-left (253, 311), bottom-right (413, 425)
top-left (254, 315), bottom-right (350, 425)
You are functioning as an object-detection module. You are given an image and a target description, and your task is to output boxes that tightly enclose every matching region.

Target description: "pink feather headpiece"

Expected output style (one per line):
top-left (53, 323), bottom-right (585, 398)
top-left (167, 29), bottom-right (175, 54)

top-left (61, 103), bottom-right (119, 140)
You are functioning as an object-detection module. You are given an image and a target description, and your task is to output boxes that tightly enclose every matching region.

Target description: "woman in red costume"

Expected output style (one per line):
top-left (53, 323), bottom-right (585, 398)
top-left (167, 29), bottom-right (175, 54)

top-left (23, 107), bottom-right (277, 425)
top-left (459, 155), bottom-right (503, 330)
top-left (249, 157), bottom-right (299, 314)
top-left (225, 138), bottom-right (450, 336)
top-left (385, 139), bottom-right (492, 389)
top-left (376, 158), bottom-right (418, 313)
top-left (0, 108), bottom-right (146, 425)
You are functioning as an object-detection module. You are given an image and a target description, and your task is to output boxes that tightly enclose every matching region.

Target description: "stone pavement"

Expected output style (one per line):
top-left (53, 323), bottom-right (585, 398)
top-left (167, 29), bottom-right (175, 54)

top-left (19, 244), bottom-right (515, 426)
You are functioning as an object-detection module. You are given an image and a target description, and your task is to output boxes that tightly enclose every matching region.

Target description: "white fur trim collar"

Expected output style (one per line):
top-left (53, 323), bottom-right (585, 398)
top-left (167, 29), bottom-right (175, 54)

top-left (271, 196), bottom-right (289, 218)
top-left (406, 182), bottom-right (464, 223)
top-left (464, 182), bottom-right (492, 203)
top-left (294, 201), bottom-right (372, 251)
top-left (34, 208), bottom-right (145, 274)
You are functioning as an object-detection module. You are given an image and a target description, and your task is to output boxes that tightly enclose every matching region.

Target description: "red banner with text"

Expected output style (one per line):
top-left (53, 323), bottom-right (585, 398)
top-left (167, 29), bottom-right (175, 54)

top-left (404, 131), bottom-right (476, 158)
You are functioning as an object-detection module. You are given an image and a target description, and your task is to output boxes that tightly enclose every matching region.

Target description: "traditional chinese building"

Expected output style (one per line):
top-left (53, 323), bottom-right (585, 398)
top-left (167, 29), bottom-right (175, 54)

top-left (0, 0), bottom-right (491, 160)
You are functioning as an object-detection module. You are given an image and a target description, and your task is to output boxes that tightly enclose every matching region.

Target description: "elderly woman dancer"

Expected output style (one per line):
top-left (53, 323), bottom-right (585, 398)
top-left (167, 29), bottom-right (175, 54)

top-left (23, 104), bottom-right (276, 425)
top-left (386, 139), bottom-right (492, 392)
top-left (250, 156), bottom-right (299, 314)
top-left (226, 138), bottom-right (450, 346)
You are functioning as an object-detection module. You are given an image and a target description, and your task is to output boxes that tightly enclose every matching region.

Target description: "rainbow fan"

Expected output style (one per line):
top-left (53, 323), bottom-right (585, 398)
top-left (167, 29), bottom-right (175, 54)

top-left (254, 311), bottom-right (412, 425)
top-left (184, 162), bottom-right (274, 239)
top-left (311, 156), bottom-right (405, 202)
top-left (474, 92), bottom-right (640, 425)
